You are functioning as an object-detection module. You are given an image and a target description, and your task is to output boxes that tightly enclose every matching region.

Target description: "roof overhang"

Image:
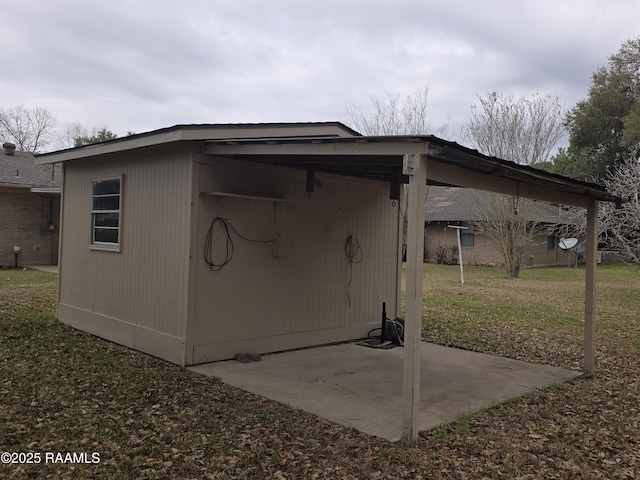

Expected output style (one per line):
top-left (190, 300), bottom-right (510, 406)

top-left (203, 135), bottom-right (621, 209)
top-left (0, 183), bottom-right (60, 193)
top-left (30, 187), bottom-right (61, 194)
top-left (34, 122), bottom-right (360, 164)
top-left (0, 182), bottom-right (30, 190)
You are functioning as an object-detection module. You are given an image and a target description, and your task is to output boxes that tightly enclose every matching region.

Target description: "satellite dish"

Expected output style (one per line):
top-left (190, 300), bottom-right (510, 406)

top-left (559, 238), bottom-right (578, 250)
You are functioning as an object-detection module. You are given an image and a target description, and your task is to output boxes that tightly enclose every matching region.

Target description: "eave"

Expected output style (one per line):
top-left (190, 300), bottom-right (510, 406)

top-left (203, 135), bottom-right (621, 208)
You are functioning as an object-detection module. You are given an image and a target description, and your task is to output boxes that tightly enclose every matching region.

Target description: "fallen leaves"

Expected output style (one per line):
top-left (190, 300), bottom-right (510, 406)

top-left (1, 267), bottom-right (640, 479)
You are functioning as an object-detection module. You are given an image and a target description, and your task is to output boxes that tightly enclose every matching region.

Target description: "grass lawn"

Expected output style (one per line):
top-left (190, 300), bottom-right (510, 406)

top-left (1, 265), bottom-right (639, 479)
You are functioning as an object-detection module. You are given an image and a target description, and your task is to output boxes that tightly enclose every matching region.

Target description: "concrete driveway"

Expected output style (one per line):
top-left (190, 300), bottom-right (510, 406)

top-left (190, 341), bottom-right (579, 442)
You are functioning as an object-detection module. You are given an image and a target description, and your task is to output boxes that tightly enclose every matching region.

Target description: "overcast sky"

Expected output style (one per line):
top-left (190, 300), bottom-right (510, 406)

top-left (2, 0), bottom-right (639, 149)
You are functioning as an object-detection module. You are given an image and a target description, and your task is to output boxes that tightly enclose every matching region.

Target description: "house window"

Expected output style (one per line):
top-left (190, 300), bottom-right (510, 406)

top-left (547, 234), bottom-right (556, 250)
top-left (460, 230), bottom-right (474, 247)
top-left (91, 176), bottom-right (121, 248)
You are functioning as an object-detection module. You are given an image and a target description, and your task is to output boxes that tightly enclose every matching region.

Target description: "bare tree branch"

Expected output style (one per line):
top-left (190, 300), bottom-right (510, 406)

top-left (600, 150), bottom-right (640, 263)
top-left (460, 92), bottom-right (566, 166)
top-left (0, 105), bottom-right (57, 153)
top-left (461, 92), bottom-right (566, 276)
top-left (345, 86), bottom-right (448, 136)
top-left (470, 191), bottom-right (540, 277)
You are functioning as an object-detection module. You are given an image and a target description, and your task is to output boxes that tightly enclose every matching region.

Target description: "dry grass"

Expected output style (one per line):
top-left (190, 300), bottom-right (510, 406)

top-left (1, 266), bottom-right (639, 479)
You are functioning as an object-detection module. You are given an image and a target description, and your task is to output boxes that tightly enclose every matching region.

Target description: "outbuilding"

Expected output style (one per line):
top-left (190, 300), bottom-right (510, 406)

top-left (38, 123), bottom-right (398, 366)
top-left (37, 122), bottom-right (621, 442)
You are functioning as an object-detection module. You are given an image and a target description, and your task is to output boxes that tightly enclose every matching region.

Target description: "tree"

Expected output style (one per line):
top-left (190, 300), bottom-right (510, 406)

top-left (58, 123), bottom-right (123, 149)
top-left (345, 86), bottom-right (448, 136)
top-left (554, 37), bottom-right (640, 181)
top-left (57, 121), bottom-right (88, 150)
top-left (600, 150), bottom-right (640, 263)
top-left (462, 91), bottom-right (566, 166)
top-left (73, 127), bottom-right (118, 147)
top-left (0, 105), bottom-right (57, 153)
top-left (460, 91), bottom-right (566, 277)
top-left (621, 100), bottom-right (640, 147)
top-left (471, 192), bottom-right (540, 277)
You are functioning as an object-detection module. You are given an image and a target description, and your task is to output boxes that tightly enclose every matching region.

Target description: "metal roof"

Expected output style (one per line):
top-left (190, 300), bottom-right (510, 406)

top-left (33, 123), bottom-right (623, 208)
top-left (203, 134), bottom-right (622, 207)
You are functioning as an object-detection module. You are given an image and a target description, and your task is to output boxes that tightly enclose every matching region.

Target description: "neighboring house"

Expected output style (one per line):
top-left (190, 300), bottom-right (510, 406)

top-left (423, 186), bottom-right (573, 267)
top-left (0, 142), bottom-right (60, 267)
top-left (35, 123), bottom-right (620, 367)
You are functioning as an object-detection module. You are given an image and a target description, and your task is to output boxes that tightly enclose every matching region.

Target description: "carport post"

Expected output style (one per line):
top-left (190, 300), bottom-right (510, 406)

top-left (401, 154), bottom-right (427, 444)
top-left (584, 198), bottom-right (598, 377)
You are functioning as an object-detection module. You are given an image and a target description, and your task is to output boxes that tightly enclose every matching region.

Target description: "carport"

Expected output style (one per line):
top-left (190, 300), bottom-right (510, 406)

top-left (203, 135), bottom-right (622, 443)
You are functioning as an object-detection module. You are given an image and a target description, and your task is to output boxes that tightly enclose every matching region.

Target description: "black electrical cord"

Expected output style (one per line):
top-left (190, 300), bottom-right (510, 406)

top-left (203, 217), bottom-right (233, 271)
top-left (345, 236), bottom-right (364, 307)
top-left (203, 217), bottom-right (279, 271)
top-left (345, 235), bottom-right (363, 264)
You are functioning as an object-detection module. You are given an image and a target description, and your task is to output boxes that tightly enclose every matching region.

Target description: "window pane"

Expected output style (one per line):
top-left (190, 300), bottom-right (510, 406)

top-left (460, 232), bottom-right (474, 247)
top-left (94, 228), bottom-right (119, 244)
top-left (93, 179), bottom-right (120, 195)
top-left (91, 177), bottom-right (121, 247)
top-left (93, 195), bottom-right (120, 211)
top-left (94, 213), bottom-right (119, 227)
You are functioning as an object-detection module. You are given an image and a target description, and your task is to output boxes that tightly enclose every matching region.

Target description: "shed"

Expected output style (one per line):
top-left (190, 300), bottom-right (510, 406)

top-left (37, 122), bottom-right (622, 443)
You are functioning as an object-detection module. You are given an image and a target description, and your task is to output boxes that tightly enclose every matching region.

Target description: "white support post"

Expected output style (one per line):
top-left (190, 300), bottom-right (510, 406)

top-left (402, 154), bottom-right (427, 444)
top-left (456, 228), bottom-right (464, 285)
top-left (584, 199), bottom-right (598, 377)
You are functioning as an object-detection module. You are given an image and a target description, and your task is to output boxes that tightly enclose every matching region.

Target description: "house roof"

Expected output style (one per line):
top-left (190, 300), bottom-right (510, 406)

top-left (1, 147), bottom-right (61, 191)
top-left (35, 122), bottom-right (623, 209)
top-left (424, 186), bottom-right (573, 224)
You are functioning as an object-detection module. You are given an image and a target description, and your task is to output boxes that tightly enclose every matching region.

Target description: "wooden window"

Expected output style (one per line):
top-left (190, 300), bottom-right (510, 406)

top-left (91, 176), bottom-right (121, 249)
top-left (547, 234), bottom-right (556, 250)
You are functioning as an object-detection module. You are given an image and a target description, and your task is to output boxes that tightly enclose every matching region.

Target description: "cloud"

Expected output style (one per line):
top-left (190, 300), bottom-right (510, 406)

top-left (1, 0), bottom-right (639, 145)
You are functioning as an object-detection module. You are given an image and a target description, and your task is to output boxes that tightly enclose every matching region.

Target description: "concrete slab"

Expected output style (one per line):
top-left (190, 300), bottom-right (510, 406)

top-left (189, 342), bottom-right (580, 442)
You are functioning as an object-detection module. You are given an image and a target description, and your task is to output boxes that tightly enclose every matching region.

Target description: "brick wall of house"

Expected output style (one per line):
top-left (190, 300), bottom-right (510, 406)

top-left (0, 188), bottom-right (60, 267)
top-left (425, 222), bottom-right (561, 267)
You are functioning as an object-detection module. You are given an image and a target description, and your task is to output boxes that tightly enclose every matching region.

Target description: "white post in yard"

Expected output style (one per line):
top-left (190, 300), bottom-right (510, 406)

top-left (584, 198), bottom-right (598, 377)
top-left (447, 225), bottom-right (468, 285)
top-left (401, 154), bottom-right (427, 444)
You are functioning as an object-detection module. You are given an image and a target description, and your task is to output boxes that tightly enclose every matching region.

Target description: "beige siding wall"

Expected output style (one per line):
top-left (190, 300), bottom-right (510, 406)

top-left (191, 157), bottom-right (400, 363)
top-left (57, 144), bottom-right (193, 355)
top-left (425, 222), bottom-right (561, 266)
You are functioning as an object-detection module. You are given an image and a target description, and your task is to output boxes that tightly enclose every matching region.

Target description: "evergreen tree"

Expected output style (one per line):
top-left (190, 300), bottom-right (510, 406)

top-left (554, 38), bottom-right (640, 181)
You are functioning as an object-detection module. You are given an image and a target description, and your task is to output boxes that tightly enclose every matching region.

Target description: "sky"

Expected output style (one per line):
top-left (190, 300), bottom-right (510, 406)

top-left (2, 0), bottom-right (639, 151)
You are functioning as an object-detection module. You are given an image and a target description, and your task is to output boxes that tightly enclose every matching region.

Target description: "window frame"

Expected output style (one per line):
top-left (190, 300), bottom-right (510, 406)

top-left (460, 229), bottom-right (475, 247)
top-left (90, 175), bottom-right (123, 252)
